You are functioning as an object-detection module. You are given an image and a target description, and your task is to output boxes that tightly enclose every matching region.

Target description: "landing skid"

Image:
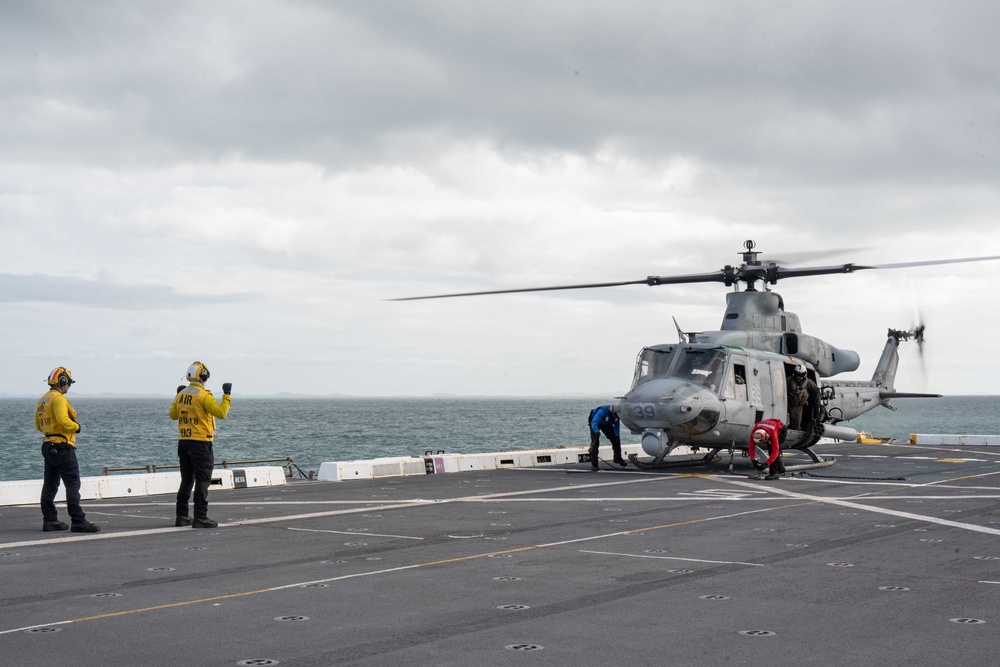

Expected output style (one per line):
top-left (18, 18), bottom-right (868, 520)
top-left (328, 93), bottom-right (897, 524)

top-left (625, 445), bottom-right (836, 473)
top-left (782, 446), bottom-right (837, 472)
top-left (627, 452), bottom-right (721, 470)
top-left (733, 443), bottom-right (837, 474)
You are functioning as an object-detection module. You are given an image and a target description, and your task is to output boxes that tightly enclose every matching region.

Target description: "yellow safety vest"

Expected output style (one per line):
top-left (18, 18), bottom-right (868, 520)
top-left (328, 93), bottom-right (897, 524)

top-left (169, 383), bottom-right (231, 441)
top-left (35, 389), bottom-right (80, 446)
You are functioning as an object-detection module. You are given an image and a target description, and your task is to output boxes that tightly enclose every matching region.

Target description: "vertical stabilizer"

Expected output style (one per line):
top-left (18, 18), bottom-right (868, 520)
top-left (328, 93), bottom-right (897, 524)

top-left (871, 328), bottom-right (918, 391)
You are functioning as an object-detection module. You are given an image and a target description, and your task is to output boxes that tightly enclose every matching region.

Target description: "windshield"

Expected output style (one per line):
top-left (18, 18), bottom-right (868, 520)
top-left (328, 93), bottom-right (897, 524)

top-left (631, 347), bottom-right (675, 388)
top-left (673, 348), bottom-right (727, 393)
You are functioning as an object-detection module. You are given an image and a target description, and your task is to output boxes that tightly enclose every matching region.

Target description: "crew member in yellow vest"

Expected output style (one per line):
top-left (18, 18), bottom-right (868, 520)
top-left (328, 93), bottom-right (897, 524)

top-left (35, 367), bottom-right (100, 533)
top-left (170, 361), bottom-right (232, 528)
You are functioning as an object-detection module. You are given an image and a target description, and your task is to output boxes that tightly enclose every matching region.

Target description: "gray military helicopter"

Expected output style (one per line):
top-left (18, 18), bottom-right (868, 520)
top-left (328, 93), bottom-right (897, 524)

top-left (396, 240), bottom-right (1000, 473)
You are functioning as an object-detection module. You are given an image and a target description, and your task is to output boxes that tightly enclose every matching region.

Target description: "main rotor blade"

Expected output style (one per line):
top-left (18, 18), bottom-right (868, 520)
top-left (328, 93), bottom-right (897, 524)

top-left (389, 270), bottom-right (731, 301)
top-left (864, 255), bottom-right (1000, 271)
top-left (775, 254), bottom-right (1000, 280)
top-left (391, 253), bottom-right (1000, 301)
top-left (389, 278), bottom-right (654, 301)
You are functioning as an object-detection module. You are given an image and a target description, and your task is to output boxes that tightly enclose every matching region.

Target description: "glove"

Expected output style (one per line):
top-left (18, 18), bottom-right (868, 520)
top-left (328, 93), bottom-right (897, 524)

top-left (74, 422), bottom-right (81, 434)
top-left (222, 383), bottom-right (232, 395)
top-left (177, 385), bottom-right (185, 394)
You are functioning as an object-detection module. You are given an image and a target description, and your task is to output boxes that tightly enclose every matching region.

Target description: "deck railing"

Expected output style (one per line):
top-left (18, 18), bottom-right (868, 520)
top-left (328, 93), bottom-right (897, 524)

top-left (98, 457), bottom-right (312, 479)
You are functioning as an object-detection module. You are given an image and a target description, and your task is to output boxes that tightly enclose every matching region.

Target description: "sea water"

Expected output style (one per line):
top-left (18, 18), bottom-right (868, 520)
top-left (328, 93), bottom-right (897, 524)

top-left (1, 395), bottom-right (998, 482)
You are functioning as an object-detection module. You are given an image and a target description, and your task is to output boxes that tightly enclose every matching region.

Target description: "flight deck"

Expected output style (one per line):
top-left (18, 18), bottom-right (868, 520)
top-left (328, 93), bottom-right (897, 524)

top-left (2, 440), bottom-right (1000, 666)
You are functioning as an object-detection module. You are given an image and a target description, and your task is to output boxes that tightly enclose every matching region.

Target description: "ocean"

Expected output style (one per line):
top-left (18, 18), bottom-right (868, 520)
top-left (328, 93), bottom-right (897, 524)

top-left (2, 395), bottom-right (999, 482)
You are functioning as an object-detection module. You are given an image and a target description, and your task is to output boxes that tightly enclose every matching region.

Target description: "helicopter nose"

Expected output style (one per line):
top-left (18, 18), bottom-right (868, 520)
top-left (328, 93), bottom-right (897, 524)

top-left (621, 378), bottom-right (722, 437)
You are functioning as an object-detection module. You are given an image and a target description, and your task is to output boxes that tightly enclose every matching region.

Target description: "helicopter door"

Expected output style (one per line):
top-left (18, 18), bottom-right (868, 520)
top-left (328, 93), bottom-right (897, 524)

top-left (758, 360), bottom-right (773, 407)
top-left (770, 360), bottom-right (788, 423)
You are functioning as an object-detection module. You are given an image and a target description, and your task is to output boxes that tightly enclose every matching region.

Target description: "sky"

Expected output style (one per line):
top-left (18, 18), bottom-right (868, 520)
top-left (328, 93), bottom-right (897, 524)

top-left (2, 0), bottom-right (999, 397)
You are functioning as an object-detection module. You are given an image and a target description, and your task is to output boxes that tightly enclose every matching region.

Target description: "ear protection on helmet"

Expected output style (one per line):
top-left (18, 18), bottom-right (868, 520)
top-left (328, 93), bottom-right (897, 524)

top-left (186, 361), bottom-right (210, 383)
top-left (47, 367), bottom-right (74, 387)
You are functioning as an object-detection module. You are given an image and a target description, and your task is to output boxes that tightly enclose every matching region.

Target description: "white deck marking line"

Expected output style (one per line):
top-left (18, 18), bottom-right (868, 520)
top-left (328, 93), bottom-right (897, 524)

top-left (0, 547), bottom-right (539, 635)
top-left (87, 511), bottom-right (175, 521)
top-left (0, 526), bottom-right (192, 550)
top-left (227, 476), bottom-right (667, 526)
top-left (469, 494), bottom-right (1000, 501)
top-left (534, 502), bottom-right (810, 548)
top-left (911, 468), bottom-right (1000, 488)
top-left (0, 497), bottom-right (809, 635)
top-left (0, 476), bottom-right (664, 550)
top-left (580, 549), bottom-right (764, 567)
top-left (716, 477), bottom-right (1000, 537)
top-left (79, 500), bottom-right (428, 507)
top-left (286, 527), bottom-right (423, 540)
top-left (0, 560), bottom-right (453, 636)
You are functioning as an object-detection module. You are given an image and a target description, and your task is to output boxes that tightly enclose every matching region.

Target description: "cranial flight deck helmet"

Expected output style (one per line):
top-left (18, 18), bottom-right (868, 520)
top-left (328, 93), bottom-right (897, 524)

top-left (752, 429), bottom-right (767, 442)
top-left (46, 367), bottom-right (75, 387)
top-left (793, 363), bottom-right (807, 377)
top-left (186, 361), bottom-right (210, 383)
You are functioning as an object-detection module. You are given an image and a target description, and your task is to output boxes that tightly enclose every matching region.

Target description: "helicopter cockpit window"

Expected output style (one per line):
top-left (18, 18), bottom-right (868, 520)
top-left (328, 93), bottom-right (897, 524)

top-left (675, 349), bottom-right (727, 392)
top-left (632, 347), bottom-right (675, 387)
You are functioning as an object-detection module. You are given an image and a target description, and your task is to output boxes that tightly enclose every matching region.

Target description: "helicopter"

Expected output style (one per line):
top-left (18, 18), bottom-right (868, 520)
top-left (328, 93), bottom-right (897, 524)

top-left (395, 240), bottom-right (1000, 474)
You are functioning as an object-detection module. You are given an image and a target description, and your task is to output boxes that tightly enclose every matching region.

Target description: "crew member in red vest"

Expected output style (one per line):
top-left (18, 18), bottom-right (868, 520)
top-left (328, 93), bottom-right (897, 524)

top-left (749, 418), bottom-right (787, 480)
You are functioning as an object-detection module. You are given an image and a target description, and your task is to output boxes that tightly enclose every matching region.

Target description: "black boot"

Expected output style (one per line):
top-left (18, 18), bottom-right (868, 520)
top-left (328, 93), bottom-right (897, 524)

top-left (175, 515), bottom-right (193, 527)
top-left (192, 517), bottom-right (218, 528)
top-left (43, 520), bottom-right (69, 532)
top-left (71, 521), bottom-right (101, 533)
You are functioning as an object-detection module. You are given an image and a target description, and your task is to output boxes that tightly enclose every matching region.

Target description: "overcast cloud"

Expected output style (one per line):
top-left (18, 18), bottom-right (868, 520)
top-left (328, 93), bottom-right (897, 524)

top-left (1, 0), bottom-right (998, 397)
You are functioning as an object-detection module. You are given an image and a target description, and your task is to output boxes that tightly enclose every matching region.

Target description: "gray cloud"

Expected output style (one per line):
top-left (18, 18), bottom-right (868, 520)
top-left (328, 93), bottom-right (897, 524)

top-left (3, 0), bottom-right (998, 185)
top-left (0, 1), bottom-right (998, 396)
top-left (0, 273), bottom-right (258, 310)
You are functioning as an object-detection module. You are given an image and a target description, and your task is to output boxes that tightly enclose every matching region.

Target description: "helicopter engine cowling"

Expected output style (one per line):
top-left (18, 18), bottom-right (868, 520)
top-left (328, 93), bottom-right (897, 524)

top-left (782, 333), bottom-right (861, 377)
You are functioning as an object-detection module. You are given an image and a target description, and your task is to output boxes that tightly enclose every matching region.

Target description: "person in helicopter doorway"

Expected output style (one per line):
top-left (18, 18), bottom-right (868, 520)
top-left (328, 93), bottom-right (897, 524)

top-left (750, 418), bottom-right (787, 480)
top-left (787, 363), bottom-right (820, 431)
top-left (588, 404), bottom-right (627, 470)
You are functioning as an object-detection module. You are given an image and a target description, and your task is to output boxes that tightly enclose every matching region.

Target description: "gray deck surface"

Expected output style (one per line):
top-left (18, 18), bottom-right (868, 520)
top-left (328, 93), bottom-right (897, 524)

top-left (3, 441), bottom-right (1000, 666)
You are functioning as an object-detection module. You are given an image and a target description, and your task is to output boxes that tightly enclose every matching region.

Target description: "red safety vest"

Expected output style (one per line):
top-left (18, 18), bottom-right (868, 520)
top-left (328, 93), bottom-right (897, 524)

top-left (749, 418), bottom-right (786, 466)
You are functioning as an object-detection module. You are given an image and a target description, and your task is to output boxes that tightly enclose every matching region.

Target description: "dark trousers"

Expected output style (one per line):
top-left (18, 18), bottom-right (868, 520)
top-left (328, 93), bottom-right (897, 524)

top-left (788, 405), bottom-right (804, 430)
top-left (589, 425), bottom-right (623, 465)
top-left (40, 443), bottom-right (86, 524)
top-left (176, 440), bottom-right (215, 520)
top-left (769, 456), bottom-right (786, 476)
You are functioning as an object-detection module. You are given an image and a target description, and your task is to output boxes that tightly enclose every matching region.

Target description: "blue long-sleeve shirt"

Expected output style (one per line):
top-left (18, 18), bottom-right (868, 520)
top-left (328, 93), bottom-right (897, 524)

top-left (590, 405), bottom-right (620, 436)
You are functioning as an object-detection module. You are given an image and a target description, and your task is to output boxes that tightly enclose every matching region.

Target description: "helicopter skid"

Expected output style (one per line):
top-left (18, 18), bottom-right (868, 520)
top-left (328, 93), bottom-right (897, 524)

top-left (627, 452), bottom-right (721, 470)
top-left (626, 447), bottom-right (836, 473)
top-left (781, 456), bottom-right (837, 472)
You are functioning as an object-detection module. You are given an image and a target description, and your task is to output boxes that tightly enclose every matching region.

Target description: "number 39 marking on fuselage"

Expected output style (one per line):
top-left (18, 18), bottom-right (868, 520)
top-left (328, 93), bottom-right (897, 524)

top-left (632, 404), bottom-right (656, 419)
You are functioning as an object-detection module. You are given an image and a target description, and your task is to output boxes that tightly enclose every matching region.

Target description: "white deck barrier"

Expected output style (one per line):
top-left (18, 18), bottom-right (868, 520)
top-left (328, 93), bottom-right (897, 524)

top-left (0, 465), bottom-right (287, 507)
top-left (316, 443), bottom-right (648, 482)
top-left (910, 434), bottom-right (1000, 446)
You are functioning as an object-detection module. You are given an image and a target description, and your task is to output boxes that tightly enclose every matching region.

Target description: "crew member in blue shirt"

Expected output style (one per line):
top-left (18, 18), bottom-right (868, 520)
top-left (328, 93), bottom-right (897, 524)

top-left (588, 404), bottom-right (627, 470)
